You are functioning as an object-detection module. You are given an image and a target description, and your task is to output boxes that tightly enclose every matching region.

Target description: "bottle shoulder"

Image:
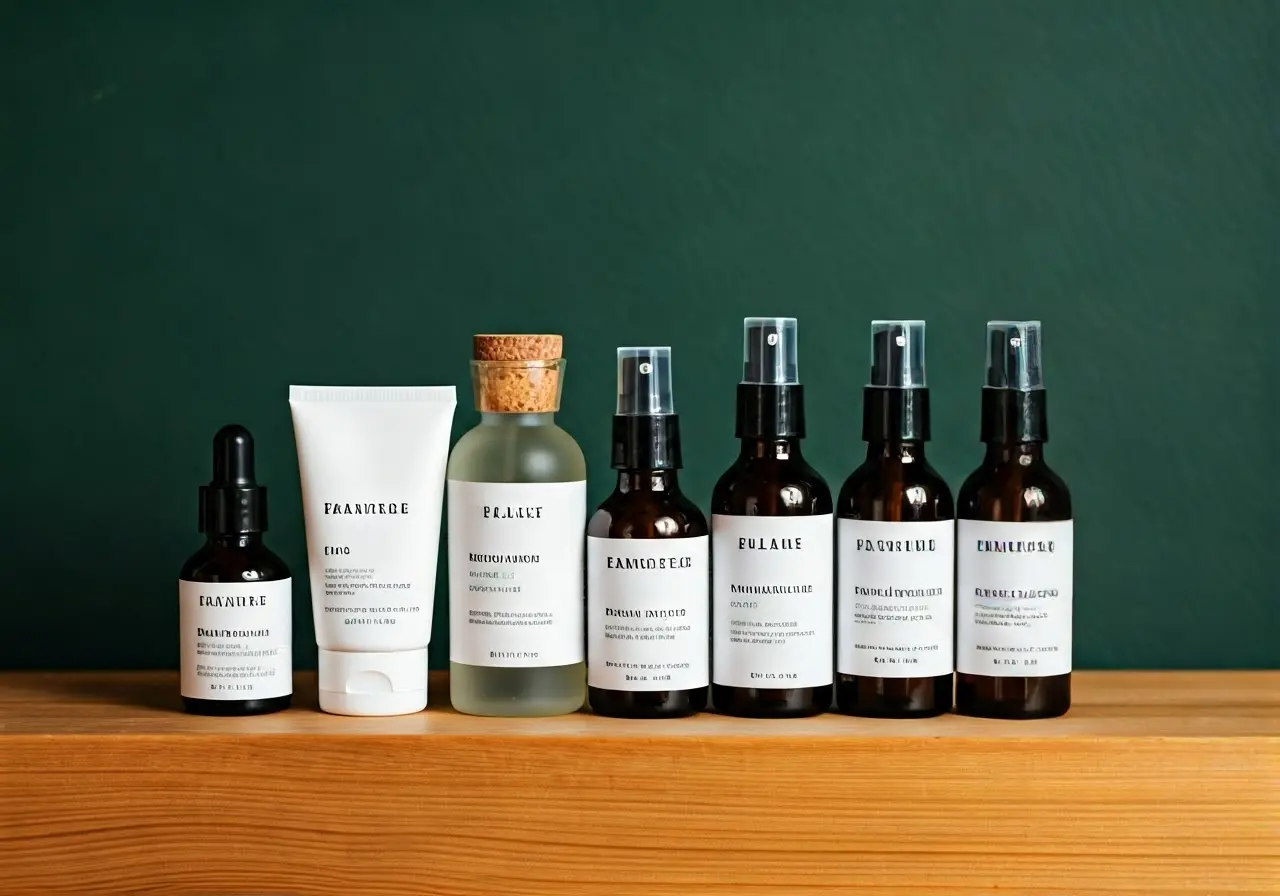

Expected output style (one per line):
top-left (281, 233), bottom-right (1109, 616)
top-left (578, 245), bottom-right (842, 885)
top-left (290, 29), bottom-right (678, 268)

top-left (588, 488), bottom-right (708, 538)
top-left (711, 455), bottom-right (832, 516)
top-left (837, 457), bottom-right (954, 522)
top-left (448, 420), bottom-right (586, 483)
top-left (179, 543), bottom-right (291, 583)
top-left (958, 457), bottom-right (1072, 522)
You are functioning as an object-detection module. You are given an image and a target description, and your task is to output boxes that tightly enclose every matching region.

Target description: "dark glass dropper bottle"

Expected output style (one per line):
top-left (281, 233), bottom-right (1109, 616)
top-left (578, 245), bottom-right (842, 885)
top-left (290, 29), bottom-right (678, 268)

top-left (179, 425), bottom-right (292, 716)
top-left (836, 321), bottom-right (954, 717)
top-left (587, 347), bottom-right (709, 718)
top-left (956, 321), bottom-right (1073, 719)
top-left (711, 317), bottom-right (833, 718)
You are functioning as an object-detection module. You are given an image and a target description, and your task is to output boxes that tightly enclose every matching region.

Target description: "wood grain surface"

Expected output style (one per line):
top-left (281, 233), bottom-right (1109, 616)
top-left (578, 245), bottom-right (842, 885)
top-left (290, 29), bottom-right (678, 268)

top-left (1, 671), bottom-right (1277, 895)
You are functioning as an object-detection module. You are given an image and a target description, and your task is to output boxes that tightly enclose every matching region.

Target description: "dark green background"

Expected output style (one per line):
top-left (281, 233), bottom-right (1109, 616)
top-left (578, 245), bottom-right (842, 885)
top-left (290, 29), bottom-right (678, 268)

top-left (4, 2), bottom-right (1276, 671)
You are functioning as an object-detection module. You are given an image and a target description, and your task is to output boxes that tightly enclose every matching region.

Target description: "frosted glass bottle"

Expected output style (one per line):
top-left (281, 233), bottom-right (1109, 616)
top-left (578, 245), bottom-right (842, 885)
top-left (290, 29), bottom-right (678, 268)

top-left (447, 334), bottom-right (587, 716)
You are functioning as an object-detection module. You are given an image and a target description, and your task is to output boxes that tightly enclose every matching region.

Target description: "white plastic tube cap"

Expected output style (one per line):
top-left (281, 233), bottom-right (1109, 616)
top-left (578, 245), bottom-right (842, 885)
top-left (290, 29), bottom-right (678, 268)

top-left (318, 648), bottom-right (429, 716)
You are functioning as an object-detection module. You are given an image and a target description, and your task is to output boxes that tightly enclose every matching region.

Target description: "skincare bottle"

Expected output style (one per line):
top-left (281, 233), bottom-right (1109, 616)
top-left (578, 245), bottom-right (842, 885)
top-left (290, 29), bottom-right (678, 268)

top-left (956, 321), bottom-right (1074, 719)
top-left (835, 321), bottom-right (954, 718)
top-left (447, 334), bottom-right (587, 716)
top-left (179, 425), bottom-right (291, 715)
top-left (289, 385), bottom-right (456, 716)
top-left (587, 347), bottom-right (709, 718)
top-left (711, 317), bottom-right (833, 718)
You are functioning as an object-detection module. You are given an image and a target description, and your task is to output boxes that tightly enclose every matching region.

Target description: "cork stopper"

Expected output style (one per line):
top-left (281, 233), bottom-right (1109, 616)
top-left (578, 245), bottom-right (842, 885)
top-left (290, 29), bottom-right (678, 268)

top-left (471, 334), bottom-right (565, 413)
top-left (473, 334), bottom-right (562, 362)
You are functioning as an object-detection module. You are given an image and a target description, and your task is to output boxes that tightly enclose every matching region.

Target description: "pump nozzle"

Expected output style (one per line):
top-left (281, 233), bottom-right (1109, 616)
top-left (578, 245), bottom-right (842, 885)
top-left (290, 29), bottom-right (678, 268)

top-left (985, 320), bottom-right (1045, 391)
top-left (616, 347), bottom-right (674, 416)
top-left (869, 320), bottom-right (926, 388)
top-left (741, 317), bottom-right (799, 385)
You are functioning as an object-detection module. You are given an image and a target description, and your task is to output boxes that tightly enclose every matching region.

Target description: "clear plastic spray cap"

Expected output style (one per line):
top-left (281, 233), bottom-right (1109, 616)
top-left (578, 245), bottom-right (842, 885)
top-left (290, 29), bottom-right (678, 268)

top-left (616, 346), bottom-right (675, 415)
top-left (741, 317), bottom-right (799, 384)
top-left (985, 320), bottom-right (1045, 390)
top-left (868, 320), bottom-right (927, 388)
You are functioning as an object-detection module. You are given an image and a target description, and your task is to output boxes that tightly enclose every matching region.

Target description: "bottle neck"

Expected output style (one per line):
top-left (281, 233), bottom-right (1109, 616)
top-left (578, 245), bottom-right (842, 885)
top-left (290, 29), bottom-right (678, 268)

top-left (983, 442), bottom-right (1045, 464)
top-left (739, 437), bottom-right (805, 461)
top-left (615, 470), bottom-right (681, 493)
top-left (865, 440), bottom-right (927, 463)
top-left (208, 534), bottom-right (262, 549)
top-left (480, 411), bottom-right (555, 426)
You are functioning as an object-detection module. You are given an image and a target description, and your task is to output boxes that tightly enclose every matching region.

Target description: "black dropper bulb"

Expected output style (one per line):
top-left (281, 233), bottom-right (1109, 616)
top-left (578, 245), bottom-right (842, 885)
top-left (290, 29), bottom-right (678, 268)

top-left (199, 424), bottom-right (268, 535)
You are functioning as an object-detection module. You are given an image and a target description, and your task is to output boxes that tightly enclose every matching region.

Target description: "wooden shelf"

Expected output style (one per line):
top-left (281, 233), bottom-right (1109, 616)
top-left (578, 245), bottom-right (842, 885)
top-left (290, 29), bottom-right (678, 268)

top-left (2, 671), bottom-right (1277, 895)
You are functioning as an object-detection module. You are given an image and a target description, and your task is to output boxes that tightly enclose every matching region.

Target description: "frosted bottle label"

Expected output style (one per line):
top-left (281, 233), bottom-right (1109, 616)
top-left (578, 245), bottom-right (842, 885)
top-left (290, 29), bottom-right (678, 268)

top-left (957, 520), bottom-right (1074, 676)
top-left (837, 519), bottom-right (954, 677)
top-left (712, 514), bottom-right (834, 688)
top-left (587, 535), bottom-right (709, 691)
top-left (448, 480), bottom-right (586, 668)
top-left (179, 579), bottom-right (292, 700)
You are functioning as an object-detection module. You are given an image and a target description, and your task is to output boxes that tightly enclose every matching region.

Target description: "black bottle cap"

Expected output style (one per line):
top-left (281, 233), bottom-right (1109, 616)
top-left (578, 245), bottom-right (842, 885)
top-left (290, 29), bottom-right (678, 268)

top-left (863, 320), bottom-right (930, 441)
top-left (979, 321), bottom-right (1049, 442)
top-left (198, 424), bottom-right (268, 535)
top-left (735, 317), bottom-right (806, 439)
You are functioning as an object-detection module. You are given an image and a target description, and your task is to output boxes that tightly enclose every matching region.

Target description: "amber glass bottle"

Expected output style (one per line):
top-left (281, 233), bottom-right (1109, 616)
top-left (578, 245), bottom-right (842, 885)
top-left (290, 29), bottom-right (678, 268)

top-left (711, 318), bottom-right (833, 718)
top-left (179, 425), bottom-right (292, 716)
top-left (836, 321), bottom-right (954, 718)
top-left (956, 321), bottom-right (1074, 719)
top-left (587, 347), bottom-right (709, 718)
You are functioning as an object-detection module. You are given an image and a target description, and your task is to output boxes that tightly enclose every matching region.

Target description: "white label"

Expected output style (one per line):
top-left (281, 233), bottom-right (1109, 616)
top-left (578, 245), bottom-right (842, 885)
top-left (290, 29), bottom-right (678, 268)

top-left (587, 536), bottom-right (709, 691)
top-left (712, 514), bottom-right (833, 688)
top-left (448, 480), bottom-right (586, 667)
top-left (837, 519), bottom-right (954, 677)
top-left (957, 520), bottom-right (1074, 676)
top-left (179, 579), bottom-right (292, 700)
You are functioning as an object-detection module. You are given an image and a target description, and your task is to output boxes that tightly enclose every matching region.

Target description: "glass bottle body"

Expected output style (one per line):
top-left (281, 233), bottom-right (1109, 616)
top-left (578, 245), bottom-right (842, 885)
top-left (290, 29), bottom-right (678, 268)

top-left (835, 442), bottom-right (954, 717)
top-left (179, 535), bottom-right (292, 716)
top-left (711, 439), bottom-right (833, 718)
top-left (588, 471), bottom-right (708, 718)
top-left (955, 443), bottom-right (1073, 719)
top-left (448, 412), bottom-right (587, 716)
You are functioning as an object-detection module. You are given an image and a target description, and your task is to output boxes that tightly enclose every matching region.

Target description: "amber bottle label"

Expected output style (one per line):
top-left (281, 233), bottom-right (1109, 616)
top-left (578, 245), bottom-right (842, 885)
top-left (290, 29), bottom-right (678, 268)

top-left (956, 519), bottom-right (1074, 676)
top-left (711, 514), bottom-right (834, 688)
top-left (447, 480), bottom-right (586, 668)
top-left (586, 535), bottom-right (709, 690)
top-left (178, 579), bottom-right (292, 700)
top-left (837, 519), bottom-right (955, 677)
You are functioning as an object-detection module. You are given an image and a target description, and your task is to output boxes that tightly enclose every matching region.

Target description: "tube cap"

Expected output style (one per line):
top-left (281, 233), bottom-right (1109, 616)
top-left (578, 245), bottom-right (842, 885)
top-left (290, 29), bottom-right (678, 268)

top-left (869, 320), bottom-right (927, 388)
top-left (616, 347), bottom-right (674, 415)
top-left (985, 320), bottom-right (1045, 391)
top-left (318, 648), bottom-right (428, 716)
top-left (742, 317), bottom-right (799, 385)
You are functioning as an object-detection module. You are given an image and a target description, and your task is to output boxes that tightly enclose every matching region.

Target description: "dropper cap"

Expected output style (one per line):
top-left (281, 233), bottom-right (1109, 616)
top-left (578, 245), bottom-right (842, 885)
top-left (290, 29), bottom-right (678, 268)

top-left (742, 317), bottom-right (799, 384)
top-left (198, 424), bottom-right (268, 535)
top-left (985, 320), bottom-right (1044, 391)
top-left (616, 347), bottom-right (674, 415)
top-left (869, 320), bottom-right (927, 388)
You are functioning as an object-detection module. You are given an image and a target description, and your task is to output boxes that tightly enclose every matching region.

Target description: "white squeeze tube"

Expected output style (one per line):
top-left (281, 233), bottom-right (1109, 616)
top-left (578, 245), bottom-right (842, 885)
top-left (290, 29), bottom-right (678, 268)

top-left (289, 386), bottom-right (457, 715)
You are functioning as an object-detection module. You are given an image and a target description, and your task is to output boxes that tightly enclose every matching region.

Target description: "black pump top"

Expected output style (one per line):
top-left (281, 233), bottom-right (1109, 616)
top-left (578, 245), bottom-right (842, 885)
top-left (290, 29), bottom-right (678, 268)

top-left (199, 424), bottom-right (268, 535)
top-left (735, 317), bottom-right (806, 439)
top-left (863, 320), bottom-right (931, 442)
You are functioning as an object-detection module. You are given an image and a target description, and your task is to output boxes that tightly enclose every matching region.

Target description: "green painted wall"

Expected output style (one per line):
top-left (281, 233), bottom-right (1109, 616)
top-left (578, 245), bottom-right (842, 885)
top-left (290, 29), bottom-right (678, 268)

top-left (4, 2), bottom-right (1276, 671)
